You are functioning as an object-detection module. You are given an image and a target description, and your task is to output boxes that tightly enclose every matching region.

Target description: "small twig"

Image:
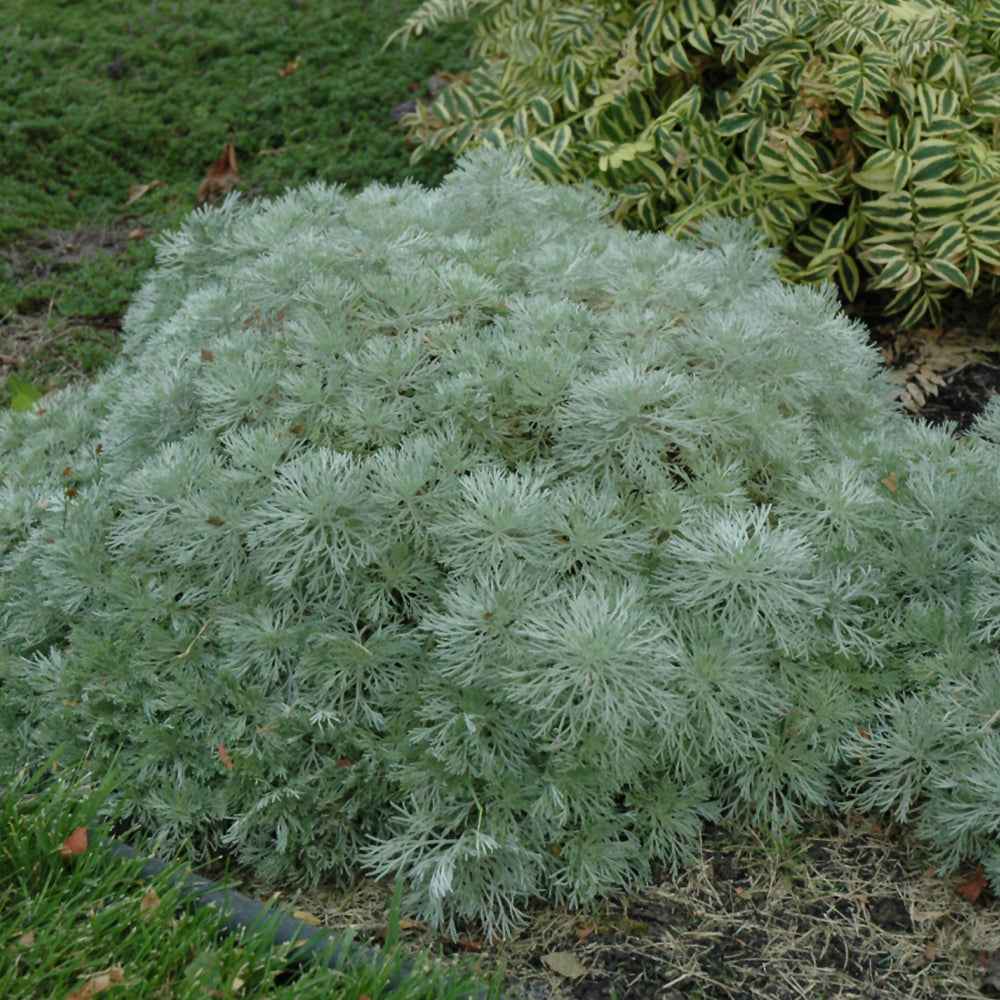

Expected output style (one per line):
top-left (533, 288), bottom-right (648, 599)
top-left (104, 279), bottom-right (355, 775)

top-left (175, 603), bottom-right (226, 658)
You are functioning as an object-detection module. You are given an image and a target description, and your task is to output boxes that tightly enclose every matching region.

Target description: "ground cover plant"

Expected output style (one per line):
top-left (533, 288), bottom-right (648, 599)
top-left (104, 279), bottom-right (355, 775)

top-left (1, 0), bottom-right (471, 402)
top-left (394, 0), bottom-right (1000, 326)
top-left (1, 761), bottom-right (500, 1000)
top-left (4, 150), bottom-right (1000, 950)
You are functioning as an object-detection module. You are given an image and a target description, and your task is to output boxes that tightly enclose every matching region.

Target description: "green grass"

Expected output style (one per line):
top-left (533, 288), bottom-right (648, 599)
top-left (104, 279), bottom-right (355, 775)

top-left (1, 0), bottom-right (472, 401)
top-left (1, 762), bottom-right (502, 1000)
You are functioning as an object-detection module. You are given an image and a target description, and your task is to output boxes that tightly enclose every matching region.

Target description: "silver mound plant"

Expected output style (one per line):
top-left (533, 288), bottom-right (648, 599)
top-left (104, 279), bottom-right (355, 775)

top-left (3, 150), bottom-right (1000, 937)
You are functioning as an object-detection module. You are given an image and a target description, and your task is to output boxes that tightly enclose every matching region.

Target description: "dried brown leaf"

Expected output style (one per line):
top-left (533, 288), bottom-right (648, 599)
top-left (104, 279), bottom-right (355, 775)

top-left (139, 887), bottom-right (161, 920)
top-left (60, 826), bottom-right (88, 858)
top-left (66, 966), bottom-right (125, 1000)
top-left (542, 951), bottom-right (589, 979)
top-left (196, 142), bottom-right (241, 207)
top-left (125, 184), bottom-right (150, 206)
top-left (954, 866), bottom-right (988, 903)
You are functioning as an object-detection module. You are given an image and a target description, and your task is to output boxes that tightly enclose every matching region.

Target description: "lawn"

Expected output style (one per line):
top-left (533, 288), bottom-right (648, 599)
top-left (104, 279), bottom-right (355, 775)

top-left (1, 0), bottom-right (469, 402)
top-left (2, 761), bottom-right (501, 1000)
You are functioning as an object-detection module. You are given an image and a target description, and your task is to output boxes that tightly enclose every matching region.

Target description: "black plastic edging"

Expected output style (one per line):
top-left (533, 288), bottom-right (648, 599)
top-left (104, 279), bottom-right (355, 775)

top-left (93, 830), bottom-right (496, 1000)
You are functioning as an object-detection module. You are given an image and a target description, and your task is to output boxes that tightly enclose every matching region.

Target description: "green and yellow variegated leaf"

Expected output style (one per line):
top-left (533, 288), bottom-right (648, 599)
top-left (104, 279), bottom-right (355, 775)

top-left (852, 149), bottom-right (910, 191)
top-left (715, 112), bottom-right (757, 136)
top-left (598, 140), bottom-right (656, 171)
top-left (480, 126), bottom-right (506, 148)
top-left (661, 9), bottom-right (682, 42)
top-left (696, 154), bottom-right (732, 185)
top-left (869, 257), bottom-right (922, 290)
top-left (910, 140), bottom-right (959, 182)
top-left (743, 118), bottom-right (768, 159)
top-left (397, 0), bottom-right (1000, 324)
top-left (924, 258), bottom-right (972, 292)
top-left (838, 253), bottom-right (862, 299)
top-left (861, 241), bottom-right (913, 266)
top-left (687, 22), bottom-right (715, 55)
top-left (970, 241), bottom-right (1000, 269)
top-left (924, 221), bottom-right (966, 259)
top-left (970, 74), bottom-right (1000, 116)
top-left (527, 95), bottom-right (555, 127)
top-left (969, 224), bottom-right (1000, 248)
top-left (551, 122), bottom-right (573, 158)
top-left (510, 105), bottom-right (530, 138)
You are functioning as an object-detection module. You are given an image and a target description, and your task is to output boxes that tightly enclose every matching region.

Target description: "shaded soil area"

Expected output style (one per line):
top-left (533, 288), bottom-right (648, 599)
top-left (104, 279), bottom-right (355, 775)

top-left (220, 814), bottom-right (1000, 1000)
top-left (846, 287), bottom-right (1000, 432)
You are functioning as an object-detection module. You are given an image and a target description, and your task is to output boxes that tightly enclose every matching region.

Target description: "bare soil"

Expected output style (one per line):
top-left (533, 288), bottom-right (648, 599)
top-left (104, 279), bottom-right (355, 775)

top-left (1, 226), bottom-right (137, 387)
top-left (223, 814), bottom-right (1000, 999)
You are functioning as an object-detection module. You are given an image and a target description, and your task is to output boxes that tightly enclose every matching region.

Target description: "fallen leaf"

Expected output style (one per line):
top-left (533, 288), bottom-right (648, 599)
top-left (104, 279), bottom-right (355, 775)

top-left (60, 826), bottom-right (88, 858)
top-left (397, 918), bottom-right (426, 931)
top-left (139, 887), bottom-right (161, 920)
top-left (196, 141), bottom-right (241, 207)
top-left (954, 866), bottom-right (988, 903)
top-left (292, 909), bottom-right (322, 926)
top-left (124, 179), bottom-right (163, 206)
top-left (125, 183), bottom-right (150, 206)
top-left (200, 347), bottom-right (215, 362)
top-left (66, 966), bottom-right (125, 1000)
top-left (373, 917), bottom-right (426, 945)
top-left (542, 951), bottom-right (588, 979)
top-left (881, 471), bottom-right (897, 493)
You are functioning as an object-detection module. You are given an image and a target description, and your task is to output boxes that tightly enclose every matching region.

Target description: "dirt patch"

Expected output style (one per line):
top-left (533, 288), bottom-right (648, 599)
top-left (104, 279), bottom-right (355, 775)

top-left (0, 226), bottom-right (136, 387)
top-left (0, 310), bottom-right (57, 372)
top-left (217, 815), bottom-right (1000, 999)
top-left (0, 311), bottom-right (122, 387)
top-left (4, 225), bottom-right (139, 281)
top-left (848, 287), bottom-right (1000, 432)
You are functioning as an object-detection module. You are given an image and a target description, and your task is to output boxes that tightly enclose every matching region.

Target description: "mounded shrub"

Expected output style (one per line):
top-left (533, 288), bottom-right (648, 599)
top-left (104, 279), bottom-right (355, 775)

top-left (3, 150), bottom-right (1000, 937)
top-left (394, 0), bottom-right (1000, 326)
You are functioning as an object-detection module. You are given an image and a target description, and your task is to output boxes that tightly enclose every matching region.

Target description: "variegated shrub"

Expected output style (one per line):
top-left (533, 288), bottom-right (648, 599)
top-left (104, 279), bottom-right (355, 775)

top-left (393, 0), bottom-right (1000, 325)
